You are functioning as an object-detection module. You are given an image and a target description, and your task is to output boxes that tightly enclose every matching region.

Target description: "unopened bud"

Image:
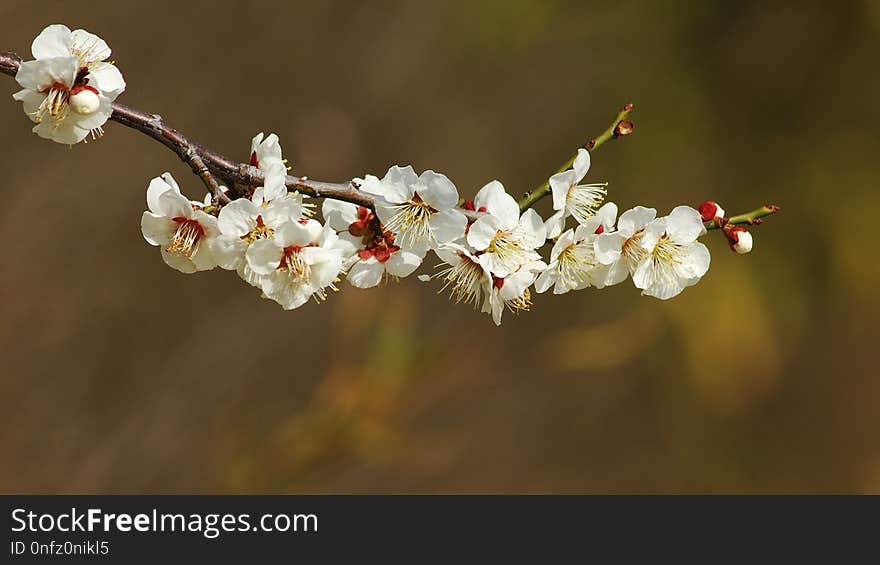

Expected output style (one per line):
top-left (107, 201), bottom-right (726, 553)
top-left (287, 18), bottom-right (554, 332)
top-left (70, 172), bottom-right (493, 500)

top-left (69, 85), bottom-right (100, 115)
top-left (725, 225), bottom-right (753, 254)
top-left (614, 120), bottom-right (634, 137)
top-left (698, 200), bottom-right (726, 222)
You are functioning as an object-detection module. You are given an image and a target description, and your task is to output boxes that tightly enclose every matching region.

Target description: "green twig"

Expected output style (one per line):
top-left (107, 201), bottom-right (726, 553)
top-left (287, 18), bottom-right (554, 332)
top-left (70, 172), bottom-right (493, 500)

top-left (706, 205), bottom-right (781, 230)
top-left (518, 103), bottom-right (634, 211)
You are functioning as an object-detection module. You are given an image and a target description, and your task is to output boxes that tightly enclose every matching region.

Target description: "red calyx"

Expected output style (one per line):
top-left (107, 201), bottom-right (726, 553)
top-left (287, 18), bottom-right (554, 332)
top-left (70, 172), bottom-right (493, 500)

top-left (70, 85), bottom-right (99, 96)
top-left (249, 151), bottom-right (259, 168)
top-left (698, 201), bottom-right (721, 222)
top-left (492, 276), bottom-right (505, 289)
top-left (595, 224), bottom-right (605, 234)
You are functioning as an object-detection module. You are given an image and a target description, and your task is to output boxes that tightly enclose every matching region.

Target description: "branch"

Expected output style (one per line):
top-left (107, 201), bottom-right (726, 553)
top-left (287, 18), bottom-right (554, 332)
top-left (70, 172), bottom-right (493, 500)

top-left (518, 103), bottom-right (634, 211)
top-left (706, 205), bottom-right (781, 230)
top-left (0, 51), bottom-right (479, 220)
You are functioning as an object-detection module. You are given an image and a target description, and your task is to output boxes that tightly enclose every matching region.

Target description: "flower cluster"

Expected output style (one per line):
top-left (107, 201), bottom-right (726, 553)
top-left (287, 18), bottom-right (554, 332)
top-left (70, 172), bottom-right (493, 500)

top-left (7, 25), bottom-right (771, 326)
top-left (137, 129), bottom-right (728, 324)
top-left (12, 25), bottom-right (124, 144)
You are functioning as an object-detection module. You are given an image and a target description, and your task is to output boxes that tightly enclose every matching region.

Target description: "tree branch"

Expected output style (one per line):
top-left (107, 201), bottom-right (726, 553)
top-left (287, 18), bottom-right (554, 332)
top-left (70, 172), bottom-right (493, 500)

top-left (0, 51), bottom-right (479, 220)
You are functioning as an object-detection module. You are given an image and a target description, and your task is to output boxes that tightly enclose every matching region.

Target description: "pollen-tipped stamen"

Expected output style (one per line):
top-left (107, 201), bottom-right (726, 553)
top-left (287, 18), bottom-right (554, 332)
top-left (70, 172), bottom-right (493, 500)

top-left (557, 241), bottom-right (599, 290)
top-left (434, 254), bottom-right (486, 308)
top-left (166, 218), bottom-right (205, 258)
top-left (382, 199), bottom-right (434, 249)
top-left (566, 182), bottom-right (608, 225)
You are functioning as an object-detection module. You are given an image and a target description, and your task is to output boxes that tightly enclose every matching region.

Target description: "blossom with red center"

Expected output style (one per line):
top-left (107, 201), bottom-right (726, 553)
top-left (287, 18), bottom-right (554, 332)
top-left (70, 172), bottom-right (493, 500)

top-left (466, 180), bottom-right (546, 277)
top-left (535, 203), bottom-right (622, 294)
top-left (357, 165), bottom-right (467, 251)
top-left (322, 198), bottom-right (425, 288)
top-left (245, 219), bottom-right (353, 310)
top-left (13, 24), bottom-right (125, 144)
top-left (485, 260), bottom-right (546, 325)
top-left (140, 173), bottom-right (219, 273)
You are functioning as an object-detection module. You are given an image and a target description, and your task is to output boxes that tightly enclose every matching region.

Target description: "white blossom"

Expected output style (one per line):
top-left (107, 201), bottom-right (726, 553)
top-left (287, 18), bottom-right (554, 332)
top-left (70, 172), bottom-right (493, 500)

top-left (427, 242), bottom-right (492, 309)
top-left (485, 260), bottom-right (547, 326)
top-left (466, 180), bottom-right (546, 277)
top-left (249, 132), bottom-right (291, 202)
top-left (322, 199), bottom-right (424, 288)
top-left (535, 202), bottom-right (621, 294)
top-left (358, 166), bottom-right (467, 251)
top-left (544, 149), bottom-right (607, 239)
top-left (212, 192), bottom-right (305, 286)
top-left (246, 219), bottom-right (352, 310)
top-left (140, 173), bottom-right (218, 273)
top-left (618, 206), bottom-right (711, 299)
top-left (13, 24), bottom-right (125, 144)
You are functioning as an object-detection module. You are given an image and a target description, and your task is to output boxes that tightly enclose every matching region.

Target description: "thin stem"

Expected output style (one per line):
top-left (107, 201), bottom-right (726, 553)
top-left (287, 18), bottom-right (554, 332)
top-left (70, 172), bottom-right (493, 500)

top-left (706, 205), bottom-right (781, 230)
top-left (188, 153), bottom-right (229, 205)
top-left (518, 103), bottom-right (634, 211)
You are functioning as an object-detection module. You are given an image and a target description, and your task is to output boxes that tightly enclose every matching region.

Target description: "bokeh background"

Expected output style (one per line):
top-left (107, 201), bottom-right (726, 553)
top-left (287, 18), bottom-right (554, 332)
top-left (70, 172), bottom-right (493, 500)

top-left (1, 0), bottom-right (878, 493)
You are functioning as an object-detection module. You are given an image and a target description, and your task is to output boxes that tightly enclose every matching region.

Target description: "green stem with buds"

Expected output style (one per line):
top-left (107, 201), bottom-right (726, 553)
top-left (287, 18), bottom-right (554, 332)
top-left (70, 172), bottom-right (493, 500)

top-left (706, 205), bottom-right (781, 230)
top-left (518, 103), bottom-right (634, 211)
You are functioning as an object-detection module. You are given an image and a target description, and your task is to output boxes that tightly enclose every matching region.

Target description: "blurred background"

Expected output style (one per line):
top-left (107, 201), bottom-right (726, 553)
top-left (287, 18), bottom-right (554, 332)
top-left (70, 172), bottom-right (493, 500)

top-left (1, 0), bottom-right (878, 493)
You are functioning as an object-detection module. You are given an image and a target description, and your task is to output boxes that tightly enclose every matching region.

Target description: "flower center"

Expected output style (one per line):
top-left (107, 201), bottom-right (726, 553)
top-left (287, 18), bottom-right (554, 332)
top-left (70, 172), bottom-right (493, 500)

top-left (565, 182), bottom-right (607, 225)
top-left (36, 83), bottom-right (70, 123)
top-left (435, 253), bottom-right (486, 308)
top-left (382, 193), bottom-right (435, 249)
top-left (557, 241), bottom-right (599, 290)
top-left (166, 218), bottom-right (205, 258)
top-left (646, 235), bottom-right (685, 284)
top-left (493, 278), bottom-right (532, 314)
top-left (621, 230), bottom-right (648, 269)
top-left (487, 229), bottom-right (536, 273)
top-left (241, 215), bottom-right (275, 243)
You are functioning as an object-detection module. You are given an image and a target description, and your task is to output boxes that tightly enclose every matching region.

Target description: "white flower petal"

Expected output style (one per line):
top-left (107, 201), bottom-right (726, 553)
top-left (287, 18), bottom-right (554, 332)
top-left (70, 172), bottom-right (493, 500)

top-left (70, 29), bottom-right (111, 61)
top-left (140, 212), bottom-right (173, 246)
top-left (31, 25), bottom-right (72, 59)
top-left (322, 198), bottom-right (359, 232)
top-left (160, 248), bottom-right (197, 274)
top-left (15, 57), bottom-right (77, 91)
top-left (246, 239), bottom-right (282, 275)
top-left (217, 198), bottom-right (258, 237)
top-left (466, 214), bottom-right (502, 251)
top-left (549, 229), bottom-right (575, 262)
top-left (572, 148), bottom-right (591, 181)
top-left (417, 170), bottom-right (458, 210)
top-left (264, 194), bottom-right (303, 228)
top-left (517, 209), bottom-right (547, 249)
top-left (544, 209), bottom-right (566, 240)
top-left (673, 242), bottom-right (711, 281)
top-left (347, 259), bottom-right (384, 288)
top-left (478, 181), bottom-right (519, 229)
top-left (157, 190), bottom-right (193, 219)
top-left (594, 233), bottom-right (625, 265)
top-left (534, 265), bottom-right (557, 294)
top-left (429, 208), bottom-right (467, 244)
top-left (385, 249), bottom-right (423, 278)
top-left (86, 62), bottom-right (125, 98)
top-left (631, 259), bottom-right (654, 291)
top-left (12, 89), bottom-right (44, 121)
top-left (640, 219), bottom-right (667, 251)
top-left (549, 170), bottom-right (575, 212)
top-left (211, 236), bottom-right (248, 270)
top-left (666, 206), bottom-right (706, 243)
top-left (618, 206), bottom-right (656, 237)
